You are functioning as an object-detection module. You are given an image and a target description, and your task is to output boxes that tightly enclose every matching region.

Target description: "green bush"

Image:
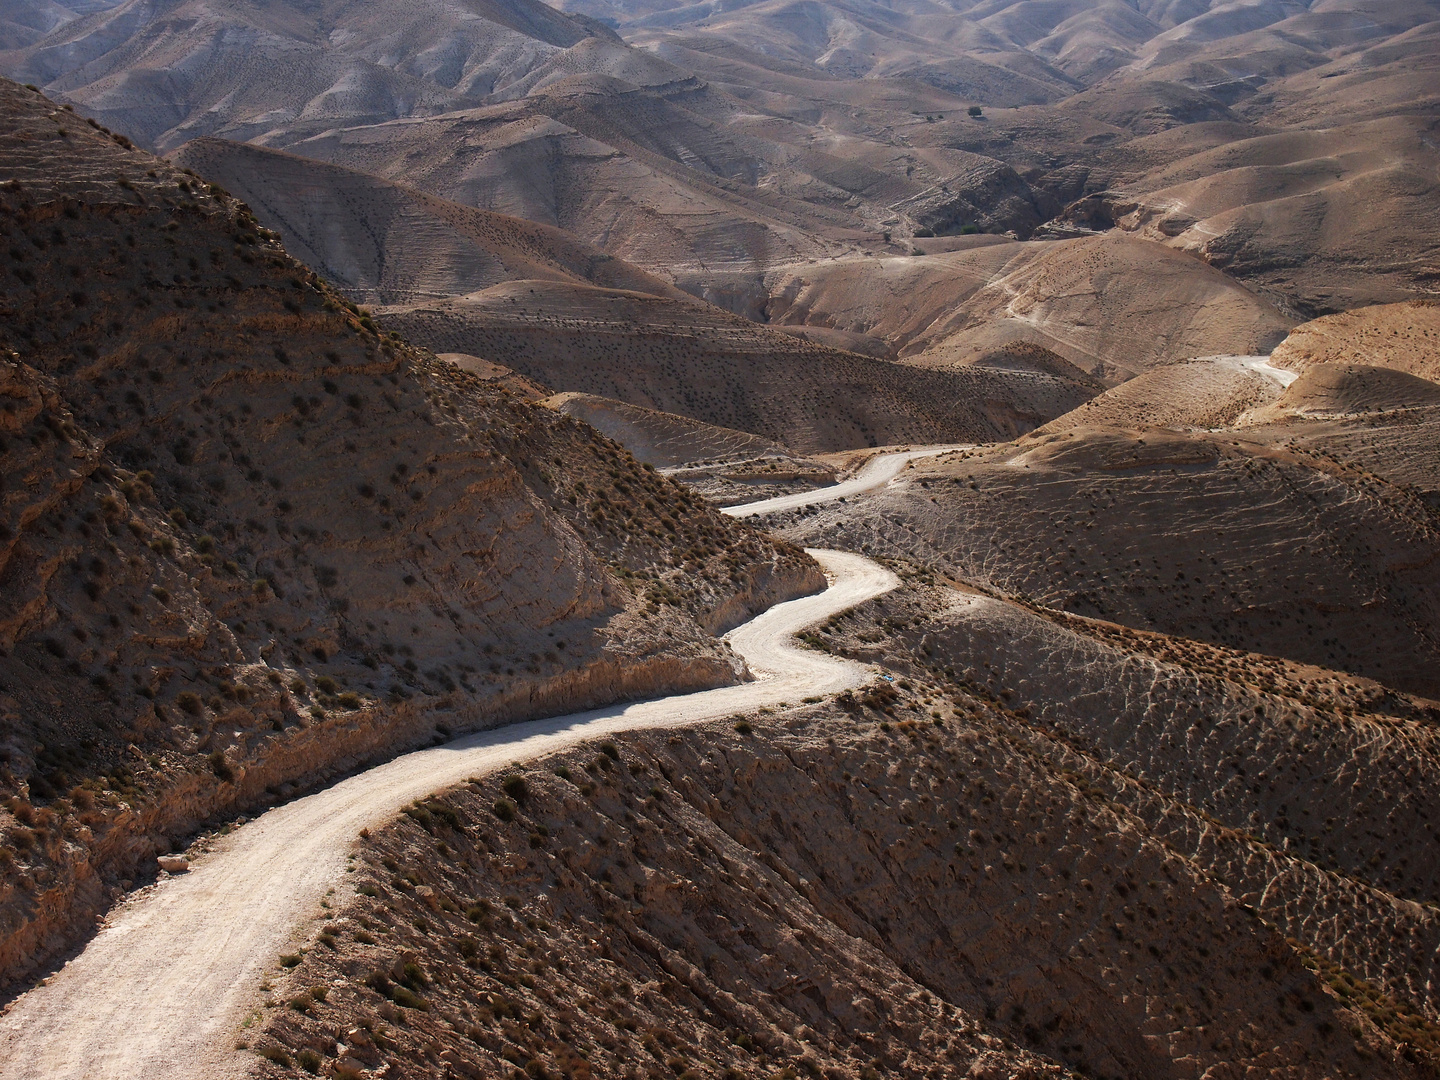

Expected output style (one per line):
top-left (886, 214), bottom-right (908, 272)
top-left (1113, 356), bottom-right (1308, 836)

top-left (390, 985), bottom-right (428, 1010)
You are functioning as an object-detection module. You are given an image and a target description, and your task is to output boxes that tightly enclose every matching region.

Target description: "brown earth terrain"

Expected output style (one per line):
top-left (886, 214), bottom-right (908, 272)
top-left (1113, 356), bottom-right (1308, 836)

top-left (1037, 356), bottom-right (1281, 433)
top-left (755, 233), bottom-right (1295, 379)
top-left (439, 354), bottom-right (555, 403)
top-left (1259, 363), bottom-right (1440, 418)
top-left (169, 139), bottom-right (691, 306)
top-left (1271, 300), bottom-right (1440, 381)
top-left (773, 426), bottom-right (1440, 698)
top-left (0, 0), bottom-right (1438, 1076)
top-left (543, 392), bottom-right (837, 506)
top-left (7, 0), bottom-right (1435, 327)
top-left (806, 574), bottom-right (1440, 1024)
top-left (377, 280), bottom-right (1099, 453)
top-left (247, 685), bottom-right (1434, 1080)
top-left (1050, 116), bottom-right (1440, 315)
top-left (0, 76), bottom-right (820, 995)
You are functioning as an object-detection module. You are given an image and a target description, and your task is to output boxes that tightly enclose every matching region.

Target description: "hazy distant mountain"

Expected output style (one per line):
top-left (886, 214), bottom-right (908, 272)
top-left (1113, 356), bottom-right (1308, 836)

top-left (1, 0), bottom-right (605, 149)
top-left (6, 0), bottom-right (1436, 317)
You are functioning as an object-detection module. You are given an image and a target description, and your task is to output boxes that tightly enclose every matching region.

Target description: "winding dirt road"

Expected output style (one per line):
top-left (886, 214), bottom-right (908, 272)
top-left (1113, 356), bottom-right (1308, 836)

top-left (1206, 353), bottom-right (1300, 388)
top-left (0, 542), bottom-right (899, 1079)
top-left (722, 445), bottom-right (967, 518)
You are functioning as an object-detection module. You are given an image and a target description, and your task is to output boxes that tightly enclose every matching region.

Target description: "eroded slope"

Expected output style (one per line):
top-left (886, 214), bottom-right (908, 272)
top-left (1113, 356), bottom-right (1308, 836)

top-left (168, 138), bottom-right (688, 305)
top-left (246, 698), bottom-right (1429, 1079)
top-left (378, 280), bottom-right (1098, 453)
top-left (0, 78), bottom-right (819, 992)
top-left (775, 428), bottom-right (1440, 697)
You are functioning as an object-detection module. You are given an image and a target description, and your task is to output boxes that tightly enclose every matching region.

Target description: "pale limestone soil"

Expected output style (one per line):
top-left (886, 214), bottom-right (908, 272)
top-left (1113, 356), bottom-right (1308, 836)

top-left (724, 446), bottom-right (971, 519)
top-left (0, 549), bottom-right (896, 1080)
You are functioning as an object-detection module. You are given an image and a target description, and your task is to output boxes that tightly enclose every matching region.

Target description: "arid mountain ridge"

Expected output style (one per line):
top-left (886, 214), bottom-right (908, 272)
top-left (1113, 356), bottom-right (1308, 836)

top-left (0, 77), bottom-right (819, 993)
top-left (4, 0), bottom-right (1436, 324)
top-left (0, 0), bottom-right (1438, 1077)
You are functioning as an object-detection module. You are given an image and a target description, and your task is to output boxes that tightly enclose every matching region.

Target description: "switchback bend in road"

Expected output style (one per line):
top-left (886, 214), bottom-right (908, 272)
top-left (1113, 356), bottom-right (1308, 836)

top-left (0, 449), bottom-right (951, 1079)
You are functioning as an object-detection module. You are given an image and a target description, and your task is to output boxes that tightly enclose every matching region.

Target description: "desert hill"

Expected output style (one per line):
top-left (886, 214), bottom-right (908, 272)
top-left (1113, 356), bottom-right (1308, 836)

top-left (1037, 354), bottom-right (1283, 433)
top-left (544, 390), bottom-right (837, 503)
top-left (757, 232), bottom-right (1294, 379)
top-left (1063, 117), bottom-right (1440, 315)
top-left (1271, 300), bottom-right (1440, 381)
top-left (545, 390), bottom-right (802, 469)
top-left (168, 137), bottom-right (687, 304)
top-left (1266, 363), bottom-right (1440, 418)
top-left (270, 88), bottom-right (865, 288)
top-left (439, 351), bottom-right (554, 400)
top-left (0, 75), bottom-right (820, 991)
top-left (377, 278), bottom-right (1099, 452)
top-left (621, 0), bottom-right (1082, 102)
top-left (6, 0), bottom-right (1437, 323)
top-left (777, 426), bottom-right (1440, 698)
top-left (0, 0), bottom-right (603, 151)
top-left (1234, 303), bottom-right (1440, 503)
top-left (1, 0), bottom-right (1440, 1074)
top-left (797, 575), bottom-right (1440, 1030)
top-left (248, 657), bottom-right (1439, 1079)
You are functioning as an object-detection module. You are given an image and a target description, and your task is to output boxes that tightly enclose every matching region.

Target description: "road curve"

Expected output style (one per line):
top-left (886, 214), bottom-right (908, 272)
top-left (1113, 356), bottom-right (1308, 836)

top-left (722, 445), bottom-right (969, 518)
top-left (1202, 353), bottom-right (1300, 389)
top-left (0, 549), bottom-right (897, 1080)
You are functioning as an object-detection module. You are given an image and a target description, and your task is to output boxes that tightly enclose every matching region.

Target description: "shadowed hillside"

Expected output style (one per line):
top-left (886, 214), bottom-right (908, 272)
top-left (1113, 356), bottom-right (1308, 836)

top-left (379, 280), bottom-right (1100, 452)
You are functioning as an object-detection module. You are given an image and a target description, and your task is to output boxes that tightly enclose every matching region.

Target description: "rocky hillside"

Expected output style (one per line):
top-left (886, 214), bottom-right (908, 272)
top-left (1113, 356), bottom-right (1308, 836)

top-left (379, 280), bottom-right (1098, 454)
top-left (168, 138), bottom-right (690, 306)
top-left (247, 689), bottom-right (1432, 1079)
top-left (773, 428), bottom-right (1440, 698)
top-left (0, 0), bottom-right (605, 151)
top-left (1271, 301), bottom-right (1440, 383)
top-left (0, 78), bottom-right (820, 994)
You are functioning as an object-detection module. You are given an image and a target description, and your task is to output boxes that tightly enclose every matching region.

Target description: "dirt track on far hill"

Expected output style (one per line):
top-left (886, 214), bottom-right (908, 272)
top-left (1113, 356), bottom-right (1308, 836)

top-left (724, 445), bottom-right (968, 518)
